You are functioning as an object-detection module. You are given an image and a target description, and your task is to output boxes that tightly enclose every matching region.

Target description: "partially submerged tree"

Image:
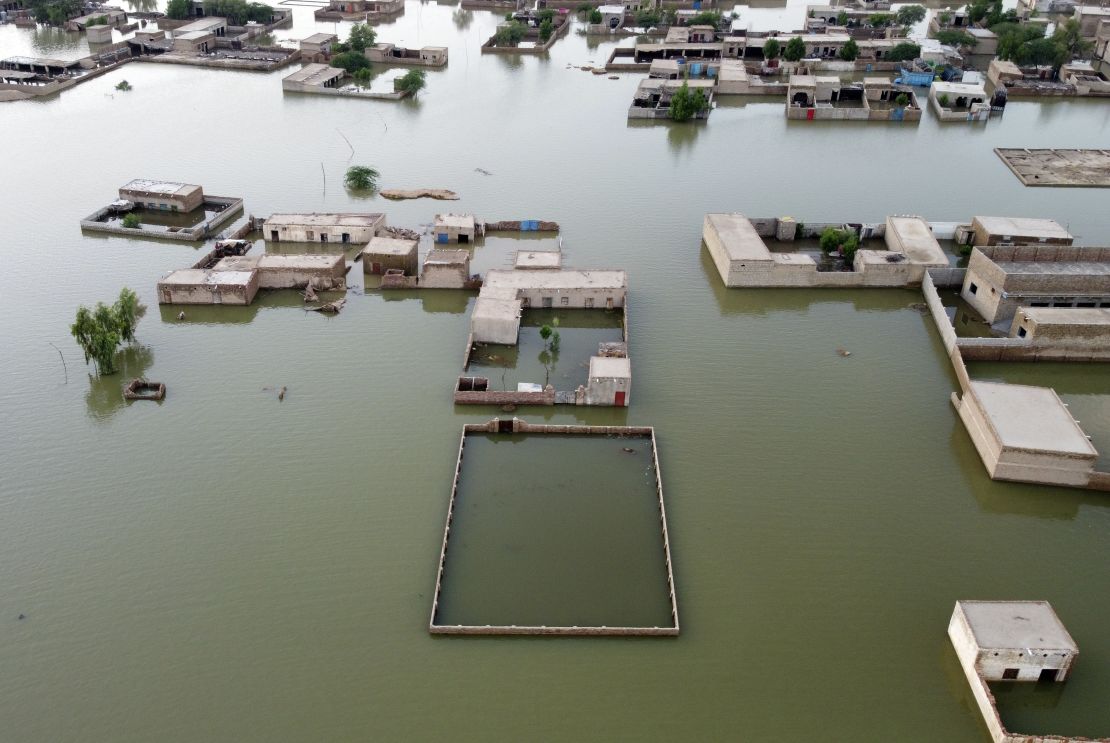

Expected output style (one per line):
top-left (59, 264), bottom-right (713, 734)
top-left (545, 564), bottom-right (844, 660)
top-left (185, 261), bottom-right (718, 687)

top-left (71, 288), bottom-right (144, 376)
top-left (783, 36), bottom-right (806, 62)
top-left (345, 165), bottom-right (380, 191)
top-left (28, 0), bottom-right (80, 24)
top-left (819, 227), bottom-right (860, 263)
top-left (331, 51), bottom-right (370, 73)
top-left (204, 0), bottom-right (274, 25)
top-left (687, 10), bottom-right (722, 28)
top-left (115, 79), bottom-right (132, 91)
top-left (165, 0), bottom-right (191, 20)
top-left (494, 21), bottom-right (527, 46)
top-left (394, 68), bottom-right (426, 94)
top-left (894, 92), bottom-right (910, 107)
top-left (588, 7), bottom-right (602, 24)
top-left (121, 213), bottom-right (141, 228)
top-left (538, 17), bottom-right (554, 41)
top-left (668, 82), bottom-right (708, 121)
top-left (1052, 18), bottom-right (1093, 60)
top-left (838, 38), bottom-right (859, 61)
top-left (352, 67), bottom-right (372, 87)
top-left (633, 8), bottom-right (661, 27)
top-left (333, 22), bottom-right (376, 53)
top-left (762, 37), bottom-right (780, 60)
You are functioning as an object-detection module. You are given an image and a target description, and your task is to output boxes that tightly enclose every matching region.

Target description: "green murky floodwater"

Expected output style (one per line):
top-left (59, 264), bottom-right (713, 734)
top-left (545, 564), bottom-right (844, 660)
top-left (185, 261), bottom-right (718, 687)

top-left (2, 0), bottom-right (1110, 740)
top-left (435, 434), bottom-right (671, 629)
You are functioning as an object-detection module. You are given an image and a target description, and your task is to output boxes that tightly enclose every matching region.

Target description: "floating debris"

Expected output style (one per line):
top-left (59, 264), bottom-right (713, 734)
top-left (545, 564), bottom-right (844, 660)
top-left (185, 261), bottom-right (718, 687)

top-left (305, 298), bottom-right (346, 314)
top-left (177, 311), bottom-right (185, 320)
top-left (908, 302), bottom-right (929, 314)
top-left (608, 75), bottom-right (619, 80)
top-left (380, 188), bottom-right (459, 201)
top-left (836, 348), bottom-right (852, 357)
top-left (123, 378), bottom-right (166, 400)
top-left (278, 386), bottom-right (286, 401)
top-left (474, 167), bottom-right (493, 176)
top-left (622, 447), bottom-right (636, 453)
top-left (303, 283), bottom-right (318, 303)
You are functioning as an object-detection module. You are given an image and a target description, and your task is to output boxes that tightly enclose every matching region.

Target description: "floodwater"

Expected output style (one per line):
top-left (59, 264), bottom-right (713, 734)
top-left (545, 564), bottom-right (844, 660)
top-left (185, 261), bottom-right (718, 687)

top-left (434, 433), bottom-right (671, 628)
top-left (2, 0), bottom-right (1109, 740)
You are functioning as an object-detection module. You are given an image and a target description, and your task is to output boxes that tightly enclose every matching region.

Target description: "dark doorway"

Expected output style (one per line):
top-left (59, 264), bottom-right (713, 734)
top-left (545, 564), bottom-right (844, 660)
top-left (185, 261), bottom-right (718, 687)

top-left (1002, 668), bottom-right (1019, 680)
top-left (270, 230), bottom-right (279, 241)
top-left (459, 234), bottom-right (469, 244)
top-left (342, 232), bottom-right (350, 243)
top-left (1039, 668), bottom-right (1059, 683)
top-left (498, 419), bottom-right (513, 433)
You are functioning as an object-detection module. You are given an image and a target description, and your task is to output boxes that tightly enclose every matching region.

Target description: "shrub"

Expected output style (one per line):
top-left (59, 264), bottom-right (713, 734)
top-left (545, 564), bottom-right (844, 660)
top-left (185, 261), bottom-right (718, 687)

top-left (763, 37), bottom-right (780, 60)
top-left (938, 92), bottom-right (950, 106)
top-left (352, 67), bottom-right (371, 86)
top-left (122, 213), bottom-right (141, 228)
top-left (836, 10), bottom-right (847, 25)
top-left (687, 10), bottom-right (722, 28)
top-left (345, 165), bottom-right (379, 191)
top-left (936, 29), bottom-right (977, 48)
top-left (819, 227), bottom-right (859, 261)
top-left (494, 21), bottom-right (527, 45)
top-left (588, 7), bottom-right (602, 23)
top-left (115, 79), bottom-right (132, 91)
top-left (538, 17), bottom-right (553, 41)
top-left (894, 92), bottom-right (909, 107)
top-left (868, 12), bottom-right (892, 27)
top-left (895, 4), bottom-right (926, 27)
top-left (838, 38), bottom-right (859, 61)
top-left (634, 8), bottom-right (661, 27)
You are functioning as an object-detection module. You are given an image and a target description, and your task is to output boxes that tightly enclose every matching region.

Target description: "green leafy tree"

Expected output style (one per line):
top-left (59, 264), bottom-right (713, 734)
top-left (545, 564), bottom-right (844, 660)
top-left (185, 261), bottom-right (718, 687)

top-left (204, 0), bottom-right (274, 25)
top-left (668, 82), bottom-right (708, 121)
top-left (687, 10), bottom-right (722, 28)
top-left (887, 42), bottom-right (920, 61)
top-left (836, 10), bottom-right (848, 25)
top-left (352, 67), bottom-right (371, 87)
top-left (868, 12), bottom-right (892, 27)
top-left (394, 68), bottom-right (426, 94)
top-left (165, 0), bottom-right (192, 19)
top-left (537, 8), bottom-right (555, 22)
top-left (588, 7), bottom-right (602, 23)
top-left (494, 20), bottom-right (526, 45)
top-left (115, 79), bottom-right (132, 91)
top-left (936, 29), bottom-right (977, 47)
top-left (576, 2), bottom-right (593, 13)
top-left (634, 8), bottom-right (661, 27)
top-left (763, 37), bottom-right (780, 60)
top-left (895, 4), bottom-right (925, 27)
top-left (838, 38), bottom-right (859, 61)
top-left (345, 165), bottom-right (379, 191)
top-left (122, 213), bottom-right (141, 228)
top-left (937, 11), bottom-right (952, 25)
top-left (538, 17), bottom-right (554, 41)
top-left (1052, 18), bottom-right (1092, 60)
top-left (819, 228), bottom-right (860, 262)
top-left (894, 92), bottom-right (909, 107)
top-left (346, 22), bottom-right (376, 52)
top-left (28, 0), bottom-right (80, 24)
top-left (331, 51), bottom-right (370, 73)
top-left (783, 36), bottom-right (806, 61)
top-left (71, 288), bottom-right (144, 376)
top-left (1015, 37), bottom-right (1067, 67)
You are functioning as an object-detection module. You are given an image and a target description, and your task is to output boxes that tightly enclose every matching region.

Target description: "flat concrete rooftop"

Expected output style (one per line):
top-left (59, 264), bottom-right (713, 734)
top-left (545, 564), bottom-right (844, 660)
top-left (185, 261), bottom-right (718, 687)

top-left (514, 250), bottom-right (561, 269)
top-left (363, 236), bottom-right (417, 255)
top-left (1020, 307), bottom-right (1110, 325)
top-left (484, 268), bottom-right (627, 290)
top-left (888, 216), bottom-right (946, 265)
top-left (121, 179), bottom-right (200, 196)
top-left (970, 381), bottom-right (1097, 457)
top-left (958, 600), bottom-right (1077, 651)
top-left (995, 261), bottom-right (1110, 275)
top-left (435, 213), bottom-right (475, 229)
top-left (265, 212), bottom-right (384, 227)
top-left (705, 213), bottom-right (771, 262)
top-left (283, 63), bottom-right (343, 85)
top-left (161, 269), bottom-right (254, 287)
top-left (302, 32), bottom-right (337, 44)
top-left (425, 248), bottom-right (469, 265)
top-left (973, 216), bottom-right (1073, 241)
top-left (589, 355), bottom-right (631, 379)
top-left (215, 254), bottom-right (342, 270)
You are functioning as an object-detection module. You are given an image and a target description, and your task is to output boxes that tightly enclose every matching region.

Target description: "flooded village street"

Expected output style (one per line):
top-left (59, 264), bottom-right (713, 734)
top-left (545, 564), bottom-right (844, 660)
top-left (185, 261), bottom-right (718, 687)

top-left (2, 0), bottom-right (1110, 740)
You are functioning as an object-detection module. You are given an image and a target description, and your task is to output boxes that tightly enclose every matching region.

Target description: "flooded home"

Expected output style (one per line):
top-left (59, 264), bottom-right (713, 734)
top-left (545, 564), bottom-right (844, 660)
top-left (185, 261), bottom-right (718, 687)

top-left (263, 213), bottom-right (385, 244)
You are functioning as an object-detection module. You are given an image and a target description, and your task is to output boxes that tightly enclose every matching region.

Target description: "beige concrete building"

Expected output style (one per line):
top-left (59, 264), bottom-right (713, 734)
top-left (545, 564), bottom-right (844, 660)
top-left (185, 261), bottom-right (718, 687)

top-left (960, 245), bottom-right (1110, 326)
top-left (969, 216), bottom-right (1074, 247)
top-left (119, 179), bottom-right (204, 212)
top-left (365, 43), bottom-right (448, 67)
top-left (433, 214), bottom-right (477, 244)
top-left (214, 254), bottom-right (347, 290)
top-left (172, 16), bottom-right (227, 39)
top-left (929, 81), bottom-right (991, 122)
top-left (421, 249), bottom-right (471, 288)
top-left (584, 355), bottom-right (631, 406)
top-left (157, 269), bottom-right (259, 305)
top-left (1006, 307), bottom-right (1110, 358)
top-left (946, 601), bottom-right (1106, 743)
top-left (514, 250), bottom-right (562, 270)
top-left (173, 30), bottom-right (215, 53)
top-left (702, 213), bottom-right (946, 288)
top-left (300, 33), bottom-right (338, 55)
top-left (362, 236), bottom-right (418, 275)
top-left (951, 381), bottom-right (1099, 488)
top-left (281, 64), bottom-right (345, 92)
top-left (264, 213), bottom-right (385, 244)
top-left (484, 268), bottom-right (627, 310)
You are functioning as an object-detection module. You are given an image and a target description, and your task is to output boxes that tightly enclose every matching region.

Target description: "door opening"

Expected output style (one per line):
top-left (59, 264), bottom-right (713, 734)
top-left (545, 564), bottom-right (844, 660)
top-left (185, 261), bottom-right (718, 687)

top-left (1039, 668), bottom-right (1059, 683)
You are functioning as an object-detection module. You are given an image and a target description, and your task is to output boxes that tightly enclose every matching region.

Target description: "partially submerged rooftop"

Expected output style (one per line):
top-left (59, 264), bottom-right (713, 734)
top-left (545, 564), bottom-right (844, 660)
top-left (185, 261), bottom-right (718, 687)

top-left (363, 235), bottom-right (418, 255)
top-left (120, 179), bottom-right (201, 197)
top-left (514, 250), bottom-right (563, 270)
top-left (957, 600), bottom-right (1077, 651)
top-left (969, 381), bottom-right (1097, 457)
top-left (484, 268), bottom-right (628, 291)
top-left (703, 214), bottom-right (771, 262)
top-left (886, 216), bottom-right (947, 266)
top-left (265, 212), bottom-right (384, 227)
top-left (283, 63), bottom-right (344, 86)
top-left (972, 216), bottom-right (1074, 243)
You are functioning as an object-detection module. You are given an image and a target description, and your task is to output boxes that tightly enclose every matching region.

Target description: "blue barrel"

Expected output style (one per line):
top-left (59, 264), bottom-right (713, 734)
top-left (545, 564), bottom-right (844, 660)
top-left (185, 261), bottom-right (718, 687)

top-left (437, 233), bottom-right (449, 243)
top-left (691, 62), bottom-right (702, 75)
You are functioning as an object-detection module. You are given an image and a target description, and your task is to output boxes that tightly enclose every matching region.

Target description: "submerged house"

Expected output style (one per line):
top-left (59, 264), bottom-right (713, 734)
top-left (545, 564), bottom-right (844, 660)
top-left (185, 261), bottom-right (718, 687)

top-left (263, 212), bottom-right (385, 243)
top-left (629, 78), bottom-right (715, 119)
top-left (119, 179), bottom-right (204, 212)
top-left (366, 43), bottom-right (448, 67)
top-left (785, 75), bottom-right (921, 120)
top-left (433, 214), bottom-right (477, 244)
top-left (314, 0), bottom-right (404, 20)
top-left (929, 80), bottom-right (991, 121)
